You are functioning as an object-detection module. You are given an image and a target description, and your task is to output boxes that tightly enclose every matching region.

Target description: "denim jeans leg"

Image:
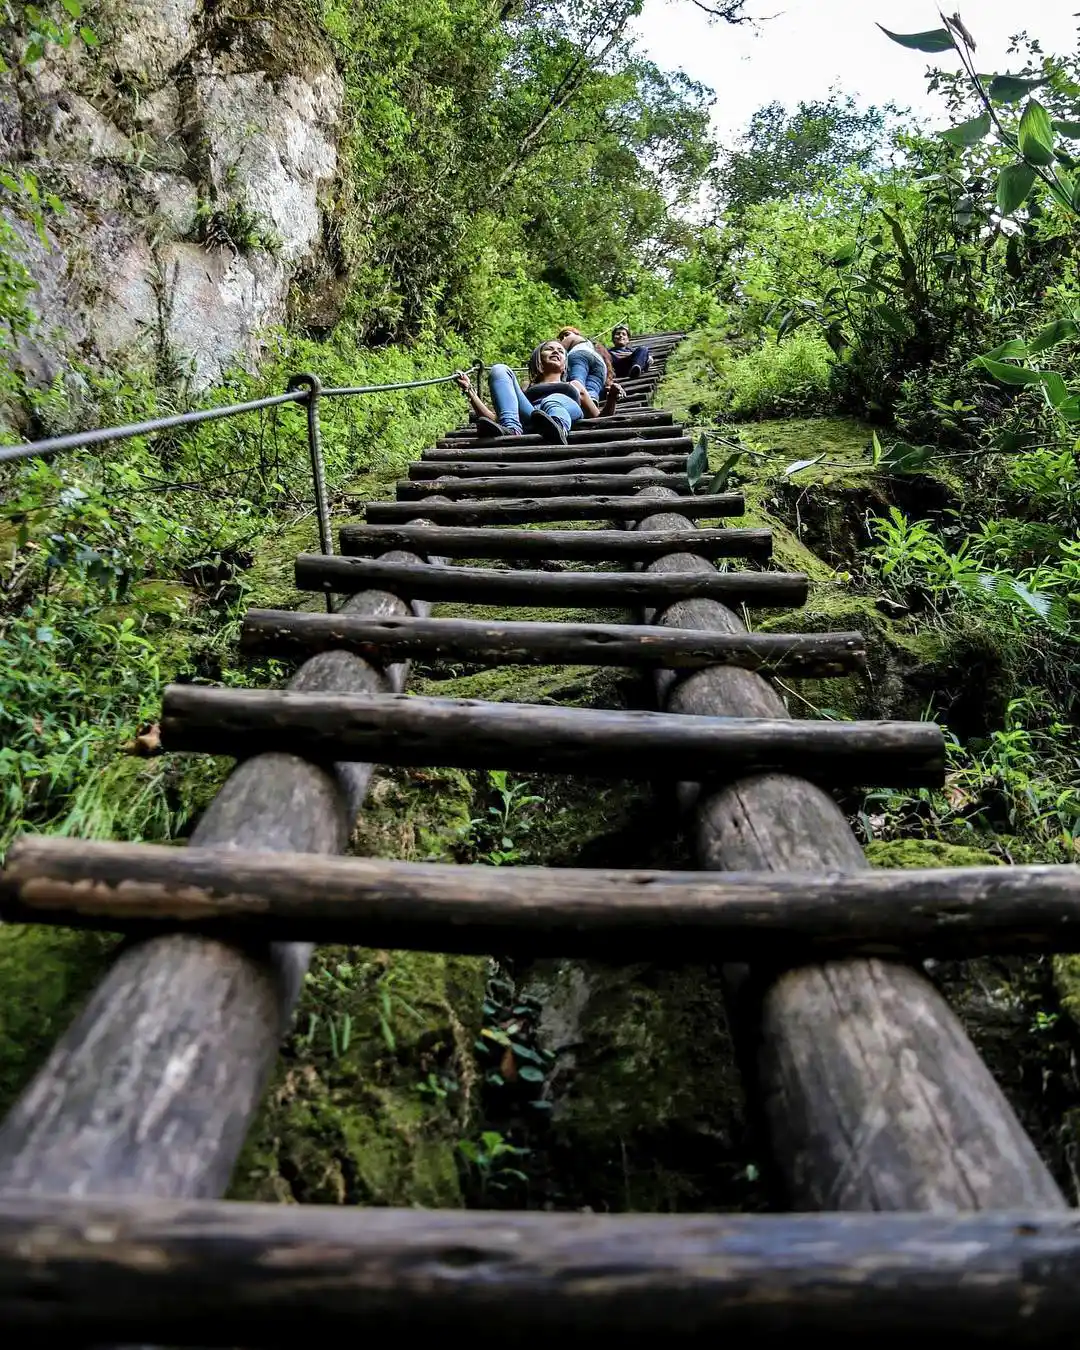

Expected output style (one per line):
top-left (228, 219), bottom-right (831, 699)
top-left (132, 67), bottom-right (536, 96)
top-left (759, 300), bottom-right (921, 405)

top-left (567, 348), bottom-right (607, 401)
top-left (486, 363), bottom-right (532, 433)
top-left (535, 393), bottom-right (583, 431)
top-left (631, 345), bottom-right (651, 371)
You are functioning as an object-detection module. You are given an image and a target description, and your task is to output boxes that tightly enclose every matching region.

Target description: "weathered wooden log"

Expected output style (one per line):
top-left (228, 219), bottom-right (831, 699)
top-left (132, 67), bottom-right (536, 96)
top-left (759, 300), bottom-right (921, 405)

top-left (409, 453), bottom-right (688, 479)
top-left (2, 1194), bottom-right (1080, 1345)
top-left (160, 686), bottom-right (945, 788)
top-left (338, 523), bottom-right (773, 563)
top-left (0, 536), bottom-right (439, 1196)
top-left (435, 425), bottom-right (684, 450)
top-left (242, 611), bottom-right (863, 676)
top-left (632, 487), bottom-right (1065, 1210)
top-left (365, 494), bottom-right (743, 525)
top-left (395, 472), bottom-right (690, 500)
top-left (444, 409), bottom-right (673, 436)
top-left (293, 555), bottom-right (809, 608)
top-left (9, 837), bottom-right (1080, 960)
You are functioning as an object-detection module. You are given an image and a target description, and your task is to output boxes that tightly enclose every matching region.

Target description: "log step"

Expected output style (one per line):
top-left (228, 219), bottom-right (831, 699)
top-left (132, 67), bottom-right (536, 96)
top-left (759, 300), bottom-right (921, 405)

top-left (160, 687), bottom-right (944, 788)
top-left (293, 555), bottom-right (808, 609)
top-left (409, 453), bottom-right (688, 478)
top-left (395, 473), bottom-right (690, 500)
top-left (1, 1193), bottom-right (1073, 1345)
top-left (338, 524), bottom-right (772, 563)
top-left (434, 425), bottom-right (685, 450)
top-left (444, 409), bottom-right (673, 436)
top-left (365, 495), bottom-right (743, 526)
top-left (242, 611), bottom-right (861, 676)
top-left (4, 836), bottom-right (1075, 959)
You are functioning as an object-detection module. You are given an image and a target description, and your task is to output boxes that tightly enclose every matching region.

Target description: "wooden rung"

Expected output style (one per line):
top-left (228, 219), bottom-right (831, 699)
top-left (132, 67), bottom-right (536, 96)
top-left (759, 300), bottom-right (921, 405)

top-left (338, 524), bottom-right (773, 563)
top-left (3, 1195), bottom-right (1070, 1346)
top-left (161, 687), bottom-right (944, 788)
top-left (435, 425), bottom-right (685, 450)
top-left (365, 495), bottom-right (743, 525)
top-left (395, 473), bottom-right (690, 501)
top-left (444, 409), bottom-right (673, 435)
top-left (409, 454), bottom-right (688, 479)
top-left (293, 556), bottom-right (808, 608)
top-left (4, 837), bottom-right (1075, 959)
top-left (242, 611), bottom-right (861, 676)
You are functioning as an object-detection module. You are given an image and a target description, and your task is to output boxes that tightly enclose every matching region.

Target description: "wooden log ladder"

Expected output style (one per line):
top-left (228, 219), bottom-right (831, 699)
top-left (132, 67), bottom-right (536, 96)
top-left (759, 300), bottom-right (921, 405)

top-left (1, 332), bottom-right (1078, 1347)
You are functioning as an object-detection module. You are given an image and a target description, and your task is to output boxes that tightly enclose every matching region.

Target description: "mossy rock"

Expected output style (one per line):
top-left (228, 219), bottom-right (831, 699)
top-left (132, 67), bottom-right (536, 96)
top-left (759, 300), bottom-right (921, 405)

top-left (523, 957), bottom-right (758, 1213)
top-left (231, 948), bottom-right (486, 1206)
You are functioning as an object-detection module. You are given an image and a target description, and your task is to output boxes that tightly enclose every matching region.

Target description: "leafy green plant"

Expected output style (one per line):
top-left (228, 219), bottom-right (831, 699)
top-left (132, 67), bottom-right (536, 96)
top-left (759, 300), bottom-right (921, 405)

top-left (457, 1129), bottom-right (530, 1198)
top-left (457, 769), bottom-right (543, 865)
top-left (881, 16), bottom-right (1079, 219)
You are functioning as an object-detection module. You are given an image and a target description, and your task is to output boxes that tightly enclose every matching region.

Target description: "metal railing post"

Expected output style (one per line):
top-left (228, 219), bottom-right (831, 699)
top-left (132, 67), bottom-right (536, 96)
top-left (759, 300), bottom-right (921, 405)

top-left (287, 372), bottom-right (333, 613)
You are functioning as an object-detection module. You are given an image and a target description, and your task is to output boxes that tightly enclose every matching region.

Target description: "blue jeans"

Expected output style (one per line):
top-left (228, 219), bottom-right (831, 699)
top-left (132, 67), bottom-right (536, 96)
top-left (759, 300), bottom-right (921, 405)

top-left (611, 346), bottom-right (651, 378)
top-left (487, 364), bottom-right (583, 434)
top-left (566, 346), bottom-right (607, 401)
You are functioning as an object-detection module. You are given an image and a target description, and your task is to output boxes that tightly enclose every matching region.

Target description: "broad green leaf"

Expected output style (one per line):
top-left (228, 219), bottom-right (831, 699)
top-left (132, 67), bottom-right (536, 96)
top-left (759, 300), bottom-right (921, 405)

top-left (830, 241), bottom-right (857, 265)
top-left (877, 25), bottom-right (953, 52)
top-left (79, 25), bottom-right (99, 45)
top-left (1041, 372), bottom-right (1068, 408)
top-left (1009, 580), bottom-right (1058, 624)
top-left (1018, 100), bottom-right (1056, 166)
top-left (706, 452), bottom-right (742, 495)
top-left (1055, 395), bottom-right (1080, 422)
top-left (982, 339), bottom-right (1028, 361)
top-left (1026, 319), bottom-right (1079, 355)
top-left (1054, 120), bottom-right (1080, 139)
top-left (686, 437), bottom-right (708, 491)
top-left (1047, 167), bottom-right (1076, 212)
top-left (988, 74), bottom-right (1045, 103)
top-left (518, 1066), bottom-right (545, 1083)
top-left (940, 112), bottom-right (991, 147)
top-left (976, 356), bottom-right (1045, 385)
top-left (782, 454), bottom-right (824, 477)
top-left (874, 303), bottom-right (908, 336)
top-left (996, 161), bottom-right (1037, 215)
top-left (1005, 233), bottom-right (1024, 278)
top-left (880, 442), bottom-right (934, 472)
top-left (60, 0), bottom-right (82, 15)
top-left (995, 428), bottom-right (1038, 451)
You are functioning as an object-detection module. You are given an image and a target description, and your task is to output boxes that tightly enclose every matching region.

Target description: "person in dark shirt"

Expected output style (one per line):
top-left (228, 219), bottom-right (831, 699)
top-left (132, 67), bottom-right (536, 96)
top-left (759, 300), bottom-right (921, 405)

top-left (455, 340), bottom-right (596, 444)
top-left (608, 325), bottom-right (652, 380)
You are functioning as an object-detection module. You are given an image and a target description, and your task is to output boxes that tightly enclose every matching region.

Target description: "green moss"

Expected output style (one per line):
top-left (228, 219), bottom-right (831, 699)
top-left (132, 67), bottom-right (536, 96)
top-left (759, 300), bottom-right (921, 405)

top-left (526, 960), bottom-right (756, 1212)
top-left (231, 947), bottom-right (486, 1206)
top-left (864, 839), bottom-right (1002, 869)
top-left (418, 661), bottom-right (634, 710)
top-left (0, 926), bottom-right (120, 1119)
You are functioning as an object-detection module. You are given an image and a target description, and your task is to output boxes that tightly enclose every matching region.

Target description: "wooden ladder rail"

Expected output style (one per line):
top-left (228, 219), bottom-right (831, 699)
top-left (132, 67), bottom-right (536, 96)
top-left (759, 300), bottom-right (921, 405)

top-left (628, 476), bottom-right (1064, 1209)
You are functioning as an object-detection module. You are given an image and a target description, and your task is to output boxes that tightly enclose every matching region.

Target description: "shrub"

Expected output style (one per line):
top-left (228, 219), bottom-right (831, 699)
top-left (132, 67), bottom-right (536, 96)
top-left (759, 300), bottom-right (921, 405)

top-left (723, 331), bottom-right (833, 419)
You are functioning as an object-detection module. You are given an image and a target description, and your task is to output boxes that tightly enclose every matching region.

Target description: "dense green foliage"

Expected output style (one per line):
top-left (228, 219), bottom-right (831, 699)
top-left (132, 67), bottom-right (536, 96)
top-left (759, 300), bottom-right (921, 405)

top-left (670, 16), bottom-right (1080, 858)
top-left (0, 0), bottom-right (737, 854)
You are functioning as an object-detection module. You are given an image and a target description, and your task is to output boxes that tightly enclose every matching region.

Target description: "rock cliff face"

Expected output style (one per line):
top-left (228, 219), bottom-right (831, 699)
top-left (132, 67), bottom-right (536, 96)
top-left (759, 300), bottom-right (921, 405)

top-left (2, 0), bottom-right (345, 390)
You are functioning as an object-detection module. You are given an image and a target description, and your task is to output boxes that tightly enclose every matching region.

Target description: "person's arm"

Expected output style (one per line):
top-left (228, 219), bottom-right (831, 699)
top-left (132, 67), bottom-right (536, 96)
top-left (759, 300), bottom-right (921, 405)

top-left (455, 370), bottom-right (495, 422)
top-left (569, 378), bottom-right (601, 418)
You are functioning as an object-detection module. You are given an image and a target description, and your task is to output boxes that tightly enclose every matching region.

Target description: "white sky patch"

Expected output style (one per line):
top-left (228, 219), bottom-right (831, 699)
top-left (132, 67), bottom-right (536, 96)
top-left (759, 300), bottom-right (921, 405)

top-left (632, 0), bottom-right (1079, 145)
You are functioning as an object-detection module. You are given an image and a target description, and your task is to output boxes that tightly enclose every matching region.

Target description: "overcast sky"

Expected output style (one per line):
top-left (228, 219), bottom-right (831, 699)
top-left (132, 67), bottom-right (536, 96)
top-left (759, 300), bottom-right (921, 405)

top-left (632, 0), bottom-right (1079, 145)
